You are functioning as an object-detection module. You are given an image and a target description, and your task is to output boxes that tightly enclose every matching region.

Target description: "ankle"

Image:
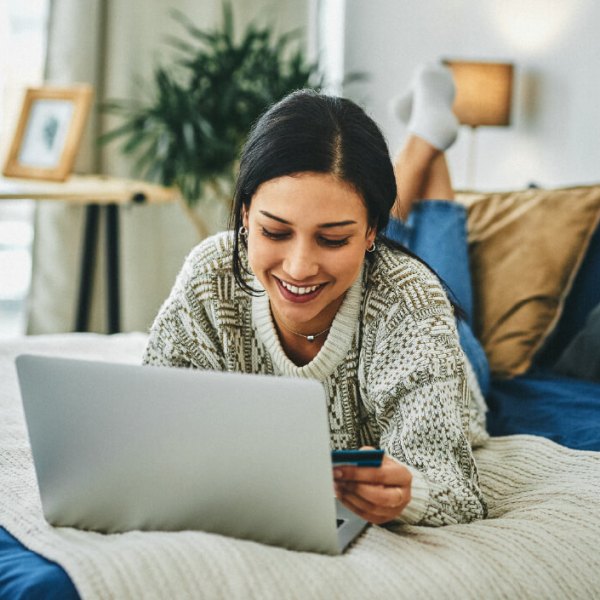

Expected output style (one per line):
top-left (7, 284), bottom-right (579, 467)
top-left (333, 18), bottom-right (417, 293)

top-left (401, 135), bottom-right (442, 167)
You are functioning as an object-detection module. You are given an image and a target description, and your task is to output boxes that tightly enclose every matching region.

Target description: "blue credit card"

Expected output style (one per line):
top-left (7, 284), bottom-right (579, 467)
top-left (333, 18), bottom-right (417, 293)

top-left (331, 449), bottom-right (384, 467)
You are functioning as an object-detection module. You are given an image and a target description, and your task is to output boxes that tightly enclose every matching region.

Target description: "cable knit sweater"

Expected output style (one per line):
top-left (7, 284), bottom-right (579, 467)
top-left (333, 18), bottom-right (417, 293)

top-left (143, 231), bottom-right (488, 526)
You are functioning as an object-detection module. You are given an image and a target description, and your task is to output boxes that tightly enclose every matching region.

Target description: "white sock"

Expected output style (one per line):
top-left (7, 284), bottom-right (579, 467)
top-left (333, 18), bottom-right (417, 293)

top-left (407, 63), bottom-right (459, 151)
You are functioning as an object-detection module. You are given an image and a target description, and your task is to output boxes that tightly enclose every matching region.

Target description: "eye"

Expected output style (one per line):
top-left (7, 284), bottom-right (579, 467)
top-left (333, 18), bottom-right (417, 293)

top-left (319, 237), bottom-right (350, 248)
top-left (261, 227), bottom-right (289, 241)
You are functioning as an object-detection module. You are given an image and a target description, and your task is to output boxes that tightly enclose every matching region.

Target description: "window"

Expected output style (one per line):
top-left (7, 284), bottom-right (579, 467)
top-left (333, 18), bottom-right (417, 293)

top-left (0, 0), bottom-right (49, 337)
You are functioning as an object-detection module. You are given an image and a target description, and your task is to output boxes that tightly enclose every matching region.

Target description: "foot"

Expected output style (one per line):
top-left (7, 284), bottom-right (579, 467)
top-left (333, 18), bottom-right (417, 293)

top-left (393, 63), bottom-right (459, 151)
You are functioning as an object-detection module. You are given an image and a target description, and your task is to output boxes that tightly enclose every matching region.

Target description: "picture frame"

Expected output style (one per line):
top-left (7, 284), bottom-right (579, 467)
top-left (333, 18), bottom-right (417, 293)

top-left (2, 85), bottom-right (93, 181)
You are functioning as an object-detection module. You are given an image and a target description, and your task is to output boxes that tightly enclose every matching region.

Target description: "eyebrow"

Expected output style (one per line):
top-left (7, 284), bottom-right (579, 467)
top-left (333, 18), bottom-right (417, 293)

top-left (258, 210), bottom-right (357, 229)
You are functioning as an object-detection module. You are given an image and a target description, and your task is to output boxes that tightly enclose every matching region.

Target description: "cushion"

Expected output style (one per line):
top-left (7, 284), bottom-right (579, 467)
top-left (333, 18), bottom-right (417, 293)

top-left (487, 370), bottom-right (600, 451)
top-left (457, 185), bottom-right (600, 378)
top-left (535, 220), bottom-right (600, 366)
top-left (554, 301), bottom-right (600, 382)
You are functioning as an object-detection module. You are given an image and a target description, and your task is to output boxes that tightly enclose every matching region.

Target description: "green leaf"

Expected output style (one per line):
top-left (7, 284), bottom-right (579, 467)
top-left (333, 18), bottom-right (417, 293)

top-left (100, 2), bottom-right (320, 207)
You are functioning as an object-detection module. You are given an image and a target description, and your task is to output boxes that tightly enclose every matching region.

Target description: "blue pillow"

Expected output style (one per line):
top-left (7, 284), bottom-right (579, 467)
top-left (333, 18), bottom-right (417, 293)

top-left (487, 370), bottom-right (600, 451)
top-left (535, 221), bottom-right (600, 367)
top-left (554, 302), bottom-right (600, 382)
top-left (0, 527), bottom-right (79, 599)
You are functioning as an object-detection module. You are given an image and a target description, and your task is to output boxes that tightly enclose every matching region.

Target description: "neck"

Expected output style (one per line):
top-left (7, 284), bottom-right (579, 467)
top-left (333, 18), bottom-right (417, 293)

top-left (276, 331), bottom-right (326, 366)
top-left (270, 297), bottom-right (344, 365)
top-left (277, 319), bottom-right (330, 342)
top-left (271, 294), bottom-right (343, 341)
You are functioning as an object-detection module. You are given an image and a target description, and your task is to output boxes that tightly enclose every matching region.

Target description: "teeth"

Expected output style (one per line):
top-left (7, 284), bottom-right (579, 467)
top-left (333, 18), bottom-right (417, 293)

top-left (280, 280), bottom-right (321, 295)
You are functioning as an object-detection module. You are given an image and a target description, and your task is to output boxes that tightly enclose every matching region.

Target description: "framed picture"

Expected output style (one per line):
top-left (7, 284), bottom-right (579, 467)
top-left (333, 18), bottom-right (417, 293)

top-left (2, 85), bottom-right (93, 181)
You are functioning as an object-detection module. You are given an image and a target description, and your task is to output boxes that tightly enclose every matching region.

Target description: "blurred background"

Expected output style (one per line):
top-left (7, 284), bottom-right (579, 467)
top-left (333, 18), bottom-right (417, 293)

top-left (1, 0), bottom-right (598, 337)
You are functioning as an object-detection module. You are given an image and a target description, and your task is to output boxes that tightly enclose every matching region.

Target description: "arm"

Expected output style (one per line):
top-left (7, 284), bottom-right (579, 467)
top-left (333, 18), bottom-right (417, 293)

top-left (338, 305), bottom-right (487, 526)
top-left (375, 309), bottom-right (487, 525)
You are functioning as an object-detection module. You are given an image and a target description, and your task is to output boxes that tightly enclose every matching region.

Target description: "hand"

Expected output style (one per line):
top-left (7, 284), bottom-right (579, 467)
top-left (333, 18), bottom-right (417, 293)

top-left (333, 446), bottom-right (412, 524)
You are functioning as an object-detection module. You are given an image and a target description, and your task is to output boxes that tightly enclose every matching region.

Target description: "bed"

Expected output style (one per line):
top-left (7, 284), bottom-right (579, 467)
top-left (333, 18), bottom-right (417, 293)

top-left (1, 332), bottom-right (600, 599)
top-left (3, 185), bottom-right (600, 598)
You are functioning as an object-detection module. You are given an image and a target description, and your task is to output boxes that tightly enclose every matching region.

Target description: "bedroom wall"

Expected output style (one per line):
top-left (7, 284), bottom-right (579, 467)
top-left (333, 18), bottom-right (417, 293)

top-left (342, 0), bottom-right (600, 191)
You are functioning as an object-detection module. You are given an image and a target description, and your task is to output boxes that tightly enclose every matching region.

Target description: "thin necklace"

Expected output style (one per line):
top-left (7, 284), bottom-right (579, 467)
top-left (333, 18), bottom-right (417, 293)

top-left (277, 320), bottom-right (331, 343)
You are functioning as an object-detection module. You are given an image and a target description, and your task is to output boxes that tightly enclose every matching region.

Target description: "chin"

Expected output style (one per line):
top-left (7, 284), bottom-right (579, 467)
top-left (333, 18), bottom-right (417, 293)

top-left (278, 290), bottom-right (342, 327)
top-left (273, 295), bottom-right (323, 321)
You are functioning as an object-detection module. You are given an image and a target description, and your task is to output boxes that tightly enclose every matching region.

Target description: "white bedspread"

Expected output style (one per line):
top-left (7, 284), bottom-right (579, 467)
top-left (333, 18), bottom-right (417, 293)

top-left (2, 334), bottom-right (600, 599)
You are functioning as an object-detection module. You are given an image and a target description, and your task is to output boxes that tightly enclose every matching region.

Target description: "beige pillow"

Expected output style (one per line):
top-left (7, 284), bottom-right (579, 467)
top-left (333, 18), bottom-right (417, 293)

top-left (457, 186), bottom-right (600, 378)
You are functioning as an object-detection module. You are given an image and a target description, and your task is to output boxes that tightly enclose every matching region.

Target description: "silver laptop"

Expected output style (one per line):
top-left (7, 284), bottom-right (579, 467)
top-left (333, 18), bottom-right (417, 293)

top-left (15, 354), bottom-right (368, 555)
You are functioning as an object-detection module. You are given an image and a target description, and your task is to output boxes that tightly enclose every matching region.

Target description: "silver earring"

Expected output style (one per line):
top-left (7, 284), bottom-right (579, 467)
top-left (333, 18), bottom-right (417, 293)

top-left (366, 241), bottom-right (376, 253)
top-left (239, 225), bottom-right (248, 239)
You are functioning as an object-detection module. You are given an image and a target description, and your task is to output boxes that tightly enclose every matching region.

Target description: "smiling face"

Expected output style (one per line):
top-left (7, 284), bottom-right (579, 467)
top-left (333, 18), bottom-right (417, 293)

top-left (243, 172), bottom-right (376, 335)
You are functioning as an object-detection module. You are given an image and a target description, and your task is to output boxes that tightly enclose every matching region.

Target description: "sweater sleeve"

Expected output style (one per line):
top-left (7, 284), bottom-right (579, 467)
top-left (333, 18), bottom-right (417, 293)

top-left (365, 306), bottom-right (488, 526)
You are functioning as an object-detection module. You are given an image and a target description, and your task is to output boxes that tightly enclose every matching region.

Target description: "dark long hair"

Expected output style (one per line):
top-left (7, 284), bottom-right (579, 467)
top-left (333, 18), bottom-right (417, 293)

top-left (228, 89), bottom-right (464, 317)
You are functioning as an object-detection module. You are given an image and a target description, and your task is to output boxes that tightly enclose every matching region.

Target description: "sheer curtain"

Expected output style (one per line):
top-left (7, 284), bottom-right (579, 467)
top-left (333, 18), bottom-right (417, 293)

top-left (28, 0), bottom-right (311, 334)
top-left (0, 2), bottom-right (48, 337)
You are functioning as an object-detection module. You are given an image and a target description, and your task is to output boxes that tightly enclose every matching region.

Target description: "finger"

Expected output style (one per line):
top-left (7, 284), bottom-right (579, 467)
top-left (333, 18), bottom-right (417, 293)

top-left (333, 465), bottom-right (387, 484)
top-left (337, 481), bottom-right (399, 517)
top-left (334, 461), bottom-right (411, 487)
top-left (343, 481), bottom-right (407, 509)
top-left (339, 491), bottom-right (399, 524)
top-left (337, 494), bottom-right (372, 521)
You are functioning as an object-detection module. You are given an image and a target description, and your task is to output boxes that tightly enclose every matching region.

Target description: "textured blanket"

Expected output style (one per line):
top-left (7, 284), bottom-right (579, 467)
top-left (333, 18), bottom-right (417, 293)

top-left (2, 334), bottom-right (600, 599)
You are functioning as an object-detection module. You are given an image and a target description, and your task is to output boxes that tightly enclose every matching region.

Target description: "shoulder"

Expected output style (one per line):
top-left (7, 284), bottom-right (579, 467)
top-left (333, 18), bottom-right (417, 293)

top-left (364, 243), bottom-right (452, 324)
top-left (150, 230), bottom-right (250, 340)
top-left (360, 245), bottom-right (468, 393)
top-left (183, 230), bottom-right (235, 279)
top-left (174, 231), bottom-right (249, 303)
top-left (145, 232), bottom-right (239, 368)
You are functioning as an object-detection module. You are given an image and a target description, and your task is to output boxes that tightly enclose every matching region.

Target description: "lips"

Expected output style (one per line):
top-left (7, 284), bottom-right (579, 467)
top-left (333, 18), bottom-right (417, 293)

top-left (273, 276), bottom-right (326, 304)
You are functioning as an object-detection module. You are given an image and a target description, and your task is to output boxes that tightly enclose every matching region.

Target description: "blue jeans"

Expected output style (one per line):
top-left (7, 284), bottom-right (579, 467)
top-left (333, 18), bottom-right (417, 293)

top-left (383, 200), bottom-right (491, 396)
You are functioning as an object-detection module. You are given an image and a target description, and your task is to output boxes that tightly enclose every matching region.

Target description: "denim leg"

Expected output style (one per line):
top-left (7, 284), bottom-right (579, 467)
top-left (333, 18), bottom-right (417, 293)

top-left (457, 319), bottom-right (491, 396)
top-left (406, 200), bottom-right (473, 322)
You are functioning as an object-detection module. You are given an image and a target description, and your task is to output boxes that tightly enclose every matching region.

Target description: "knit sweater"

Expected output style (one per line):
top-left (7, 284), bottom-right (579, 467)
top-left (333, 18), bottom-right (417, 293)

top-left (143, 231), bottom-right (488, 526)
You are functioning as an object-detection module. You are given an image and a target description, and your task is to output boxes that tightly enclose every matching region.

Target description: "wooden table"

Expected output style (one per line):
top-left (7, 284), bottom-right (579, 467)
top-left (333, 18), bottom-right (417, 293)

top-left (0, 175), bottom-right (179, 333)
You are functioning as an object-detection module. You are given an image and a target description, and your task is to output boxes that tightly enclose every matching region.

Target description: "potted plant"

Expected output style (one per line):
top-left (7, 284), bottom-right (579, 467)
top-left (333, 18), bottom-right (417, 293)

top-left (101, 3), bottom-right (320, 237)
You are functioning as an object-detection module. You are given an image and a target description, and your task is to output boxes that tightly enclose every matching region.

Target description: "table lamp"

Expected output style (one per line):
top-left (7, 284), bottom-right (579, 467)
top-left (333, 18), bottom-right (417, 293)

top-left (443, 60), bottom-right (514, 188)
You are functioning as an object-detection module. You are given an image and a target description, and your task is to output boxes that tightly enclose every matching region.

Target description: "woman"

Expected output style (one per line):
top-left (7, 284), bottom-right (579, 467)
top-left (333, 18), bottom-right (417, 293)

top-left (143, 71), bottom-right (488, 526)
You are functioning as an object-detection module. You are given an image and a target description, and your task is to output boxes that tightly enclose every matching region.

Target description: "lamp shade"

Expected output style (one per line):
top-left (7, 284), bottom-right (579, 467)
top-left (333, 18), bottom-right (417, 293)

top-left (444, 61), bottom-right (514, 127)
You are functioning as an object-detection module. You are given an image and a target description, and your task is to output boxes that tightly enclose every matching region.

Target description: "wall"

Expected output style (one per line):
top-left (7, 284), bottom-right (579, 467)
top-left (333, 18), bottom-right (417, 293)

top-left (343, 0), bottom-right (600, 191)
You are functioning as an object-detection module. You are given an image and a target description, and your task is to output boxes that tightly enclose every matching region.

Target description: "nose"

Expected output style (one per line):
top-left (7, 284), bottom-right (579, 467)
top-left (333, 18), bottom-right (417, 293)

top-left (282, 240), bottom-right (319, 281)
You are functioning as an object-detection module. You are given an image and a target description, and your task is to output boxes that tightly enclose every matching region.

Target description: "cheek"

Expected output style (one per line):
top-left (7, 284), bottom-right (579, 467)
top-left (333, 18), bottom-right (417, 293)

top-left (247, 236), bottom-right (277, 274)
top-left (326, 246), bottom-right (366, 284)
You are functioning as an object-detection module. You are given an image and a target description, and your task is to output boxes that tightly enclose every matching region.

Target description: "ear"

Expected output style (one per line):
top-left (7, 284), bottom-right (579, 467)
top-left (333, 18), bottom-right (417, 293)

top-left (365, 227), bottom-right (376, 250)
top-left (242, 205), bottom-right (249, 229)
